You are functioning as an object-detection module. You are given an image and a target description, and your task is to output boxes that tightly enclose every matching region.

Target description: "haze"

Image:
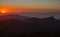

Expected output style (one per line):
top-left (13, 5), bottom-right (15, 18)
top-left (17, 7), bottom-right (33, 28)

top-left (0, 0), bottom-right (60, 9)
top-left (0, 0), bottom-right (60, 18)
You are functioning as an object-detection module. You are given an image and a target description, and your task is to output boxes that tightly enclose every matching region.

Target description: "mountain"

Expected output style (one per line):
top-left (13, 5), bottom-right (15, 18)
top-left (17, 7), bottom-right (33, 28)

top-left (0, 14), bottom-right (60, 31)
top-left (0, 14), bottom-right (60, 37)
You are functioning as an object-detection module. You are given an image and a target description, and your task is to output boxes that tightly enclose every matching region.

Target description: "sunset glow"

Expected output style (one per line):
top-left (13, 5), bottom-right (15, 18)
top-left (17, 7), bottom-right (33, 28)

top-left (0, 8), bottom-right (7, 14)
top-left (1, 10), bottom-right (6, 14)
top-left (0, 0), bottom-right (60, 13)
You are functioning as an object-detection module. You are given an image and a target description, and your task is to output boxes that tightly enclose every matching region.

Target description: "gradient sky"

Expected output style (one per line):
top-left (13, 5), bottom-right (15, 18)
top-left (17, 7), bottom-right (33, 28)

top-left (0, 0), bottom-right (60, 12)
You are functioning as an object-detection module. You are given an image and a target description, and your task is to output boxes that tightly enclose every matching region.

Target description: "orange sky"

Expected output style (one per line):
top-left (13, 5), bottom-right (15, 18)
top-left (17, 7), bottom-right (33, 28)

top-left (0, 0), bottom-right (60, 13)
top-left (0, 7), bottom-right (60, 13)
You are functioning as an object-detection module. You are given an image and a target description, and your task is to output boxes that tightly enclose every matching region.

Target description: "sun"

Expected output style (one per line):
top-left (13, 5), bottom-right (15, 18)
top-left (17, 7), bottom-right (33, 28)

top-left (0, 9), bottom-right (8, 16)
top-left (0, 8), bottom-right (8, 14)
top-left (1, 10), bottom-right (6, 14)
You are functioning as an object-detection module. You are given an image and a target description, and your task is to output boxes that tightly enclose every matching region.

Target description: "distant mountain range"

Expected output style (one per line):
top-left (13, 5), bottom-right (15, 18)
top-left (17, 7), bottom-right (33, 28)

top-left (0, 14), bottom-right (60, 32)
top-left (0, 14), bottom-right (60, 37)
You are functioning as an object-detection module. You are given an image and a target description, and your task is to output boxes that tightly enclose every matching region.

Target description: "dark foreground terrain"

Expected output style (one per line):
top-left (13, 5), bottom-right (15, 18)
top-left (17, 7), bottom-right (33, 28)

top-left (0, 14), bottom-right (60, 37)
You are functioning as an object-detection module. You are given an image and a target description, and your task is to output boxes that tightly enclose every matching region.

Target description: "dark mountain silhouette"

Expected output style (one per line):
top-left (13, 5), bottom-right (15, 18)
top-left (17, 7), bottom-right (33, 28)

top-left (0, 14), bottom-right (60, 37)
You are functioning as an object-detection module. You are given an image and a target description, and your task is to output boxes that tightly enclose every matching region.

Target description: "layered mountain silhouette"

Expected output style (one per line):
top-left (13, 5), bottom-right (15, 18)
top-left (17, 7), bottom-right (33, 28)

top-left (0, 14), bottom-right (60, 37)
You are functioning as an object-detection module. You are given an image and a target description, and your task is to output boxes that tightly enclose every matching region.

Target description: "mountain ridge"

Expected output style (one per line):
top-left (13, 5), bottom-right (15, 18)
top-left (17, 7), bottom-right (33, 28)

top-left (0, 14), bottom-right (60, 32)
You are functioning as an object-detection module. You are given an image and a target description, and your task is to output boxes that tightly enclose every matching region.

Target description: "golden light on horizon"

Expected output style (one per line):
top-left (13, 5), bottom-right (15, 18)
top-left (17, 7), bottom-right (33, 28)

top-left (0, 8), bottom-right (8, 14)
top-left (0, 10), bottom-right (7, 14)
top-left (1, 10), bottom-right (7, 14)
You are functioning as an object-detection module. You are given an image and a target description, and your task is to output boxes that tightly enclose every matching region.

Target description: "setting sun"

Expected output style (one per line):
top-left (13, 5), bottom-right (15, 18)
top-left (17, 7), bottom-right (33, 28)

top-left (0, 8), bottom-right (8, 14)
top-left (1, 10), bottom-right (6, 14)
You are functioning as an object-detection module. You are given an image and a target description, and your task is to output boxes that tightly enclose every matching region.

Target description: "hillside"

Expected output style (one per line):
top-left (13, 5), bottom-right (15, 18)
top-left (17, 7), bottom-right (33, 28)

top-left (0, 14), bottom-right (60, 37)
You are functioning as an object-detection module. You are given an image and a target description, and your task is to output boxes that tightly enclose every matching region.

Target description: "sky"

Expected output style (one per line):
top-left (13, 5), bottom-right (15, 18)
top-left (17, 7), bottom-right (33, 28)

top-left (0, 0), bottom-right (60, 18)
top-left (0, 0), bottom-right (60, 12)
